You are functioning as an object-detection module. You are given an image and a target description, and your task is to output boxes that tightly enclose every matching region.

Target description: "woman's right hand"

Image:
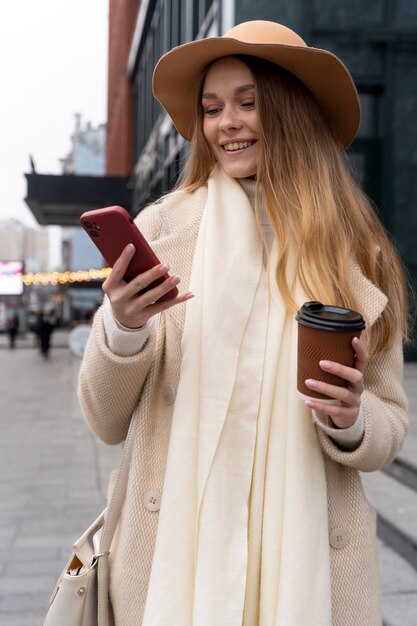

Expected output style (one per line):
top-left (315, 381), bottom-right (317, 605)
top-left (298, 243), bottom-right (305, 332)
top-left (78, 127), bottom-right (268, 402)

top-left (102, 243), bottom-right (194, 329)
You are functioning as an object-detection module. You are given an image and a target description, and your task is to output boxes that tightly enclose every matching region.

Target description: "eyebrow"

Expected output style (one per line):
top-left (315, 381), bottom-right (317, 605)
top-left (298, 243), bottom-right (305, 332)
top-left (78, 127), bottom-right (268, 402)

top-left (201, 83), bottom-right (256, 100)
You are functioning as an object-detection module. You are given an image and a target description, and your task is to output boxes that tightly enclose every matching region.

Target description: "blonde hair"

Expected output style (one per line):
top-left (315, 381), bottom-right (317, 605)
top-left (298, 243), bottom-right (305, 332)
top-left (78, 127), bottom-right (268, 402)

top-left (177, 56), bottom-right (410, 355)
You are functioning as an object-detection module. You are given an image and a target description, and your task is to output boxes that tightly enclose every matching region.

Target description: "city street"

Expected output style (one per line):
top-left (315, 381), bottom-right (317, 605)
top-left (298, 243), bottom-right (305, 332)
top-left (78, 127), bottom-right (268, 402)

top-left (0, 330), bottom-right (416, 625)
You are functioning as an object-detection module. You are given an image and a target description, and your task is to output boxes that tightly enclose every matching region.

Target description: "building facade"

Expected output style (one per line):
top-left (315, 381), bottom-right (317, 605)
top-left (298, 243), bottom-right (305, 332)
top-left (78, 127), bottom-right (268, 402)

top-left (106, 0), bottom-right (417, 356)
top-left (59, 115), bottom-right (107, 321)
top-left (61, 113), bottom-right (106, 176)
top-left (0, 219), bottom-right (50, 332)
top-left (0, 219), bottom-right (49, 273)
top-left (107, 0), bottom-right (141, 176)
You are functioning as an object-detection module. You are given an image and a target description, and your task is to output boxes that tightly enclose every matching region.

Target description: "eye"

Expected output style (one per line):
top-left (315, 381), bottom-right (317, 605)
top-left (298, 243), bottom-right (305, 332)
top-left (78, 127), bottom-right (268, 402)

top-left (241, 100), bottom-right (255, 109)
top-left (204, 107), bottom-right (221, 116)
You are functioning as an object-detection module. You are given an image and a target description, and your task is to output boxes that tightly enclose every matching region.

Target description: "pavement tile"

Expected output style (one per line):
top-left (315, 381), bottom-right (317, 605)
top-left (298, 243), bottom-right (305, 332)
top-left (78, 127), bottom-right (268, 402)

top-left (0, 613), bottom-right (47, 626)
top-left (4, 559), bottom-right (68, 577)
top-left (0, 546), bottom-right (61, 563)
top-left (13, 534), bottom-right (82, 550)
top-left (0, 574), bottom-right (57, 596)
top-left (379, 540), bottom-right (417, 595)
top-left (0, 526), bottom-right (18, 544)
top-left (381, 593), bottom-right (417, 626)
top-left (0, 590), bottom-right (51, 613)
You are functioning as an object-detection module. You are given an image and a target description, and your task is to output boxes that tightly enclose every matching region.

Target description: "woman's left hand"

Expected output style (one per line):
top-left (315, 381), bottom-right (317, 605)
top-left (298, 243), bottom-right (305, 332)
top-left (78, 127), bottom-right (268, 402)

top-left (304, 337), bottom-right (369, 429)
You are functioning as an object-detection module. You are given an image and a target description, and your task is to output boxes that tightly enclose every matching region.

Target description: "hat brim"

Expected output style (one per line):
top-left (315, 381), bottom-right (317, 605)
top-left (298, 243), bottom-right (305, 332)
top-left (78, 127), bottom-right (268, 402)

top-left (153, 37), bottom-right (360, 148)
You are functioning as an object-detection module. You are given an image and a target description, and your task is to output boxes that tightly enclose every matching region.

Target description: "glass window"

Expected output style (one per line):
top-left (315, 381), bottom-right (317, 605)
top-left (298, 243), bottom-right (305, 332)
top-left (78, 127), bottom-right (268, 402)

top-left (171, 0), bottom-right (179, 48)
top-left (133, 0), bottom-right (221, 203)
top-left (193, 0), bottom-right (215, 37)
top-left (356, 88), bottom-right (383, 139)
top-left (193, 0), bottom-right (199, 37)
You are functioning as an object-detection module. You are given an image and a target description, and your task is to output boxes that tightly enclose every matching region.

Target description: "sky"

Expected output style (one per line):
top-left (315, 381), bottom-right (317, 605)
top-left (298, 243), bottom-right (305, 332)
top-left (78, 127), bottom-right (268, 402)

top-left (0, 0), bottom-right (108, 268)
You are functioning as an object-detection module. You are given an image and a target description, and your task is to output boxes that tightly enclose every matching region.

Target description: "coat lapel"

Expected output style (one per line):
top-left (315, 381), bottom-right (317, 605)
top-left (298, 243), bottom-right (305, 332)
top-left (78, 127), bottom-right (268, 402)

top-left (151, 188), bottom-right (207, 331)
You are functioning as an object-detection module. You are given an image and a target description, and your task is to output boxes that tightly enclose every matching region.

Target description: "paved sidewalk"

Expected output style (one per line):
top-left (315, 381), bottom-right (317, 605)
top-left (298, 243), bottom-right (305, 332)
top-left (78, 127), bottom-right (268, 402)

top-left (0, 332), bottom-right (121, 625)
top-left (404, 361), bottom-right (417, 436)
top-left (0, 333), bottom-right (416, 625)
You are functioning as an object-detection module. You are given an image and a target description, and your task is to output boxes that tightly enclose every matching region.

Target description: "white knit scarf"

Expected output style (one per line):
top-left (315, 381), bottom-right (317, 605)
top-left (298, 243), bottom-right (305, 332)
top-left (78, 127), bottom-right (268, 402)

top-left (142, 166), bottom-right (332, 625)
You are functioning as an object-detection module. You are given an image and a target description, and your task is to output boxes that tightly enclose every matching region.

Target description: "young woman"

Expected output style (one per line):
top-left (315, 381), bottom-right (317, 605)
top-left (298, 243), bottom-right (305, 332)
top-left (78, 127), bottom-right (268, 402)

top-left (78, 21), bottom-right (409, 626)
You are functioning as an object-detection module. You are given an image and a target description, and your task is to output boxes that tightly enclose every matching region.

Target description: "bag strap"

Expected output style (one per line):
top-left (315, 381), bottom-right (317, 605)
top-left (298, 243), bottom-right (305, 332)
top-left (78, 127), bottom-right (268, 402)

top-left (97, 414), bottom-right (138, 626)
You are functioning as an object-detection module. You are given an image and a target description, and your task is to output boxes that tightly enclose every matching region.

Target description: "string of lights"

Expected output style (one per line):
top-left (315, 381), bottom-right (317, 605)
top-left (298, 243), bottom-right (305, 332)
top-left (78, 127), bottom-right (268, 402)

top-left (18, 268), bottom-right (112, 286)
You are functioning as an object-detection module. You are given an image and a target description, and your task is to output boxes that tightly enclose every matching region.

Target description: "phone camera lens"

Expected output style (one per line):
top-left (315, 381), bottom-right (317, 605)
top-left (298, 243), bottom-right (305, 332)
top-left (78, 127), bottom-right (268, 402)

top-left (84, 220), bottom-right (93, 229)
top-left (90, 230), bottom-right (99, 238)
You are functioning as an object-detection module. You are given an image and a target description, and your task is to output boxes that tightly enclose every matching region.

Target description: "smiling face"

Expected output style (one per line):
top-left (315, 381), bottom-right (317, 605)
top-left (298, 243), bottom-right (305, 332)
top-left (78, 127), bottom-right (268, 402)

top-left (201, 57), bottom-right (260, 179)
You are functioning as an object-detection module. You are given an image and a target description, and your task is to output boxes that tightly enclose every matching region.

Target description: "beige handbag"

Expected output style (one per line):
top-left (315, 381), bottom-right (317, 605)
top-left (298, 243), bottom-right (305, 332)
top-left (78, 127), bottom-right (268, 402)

top-left (43, 416), bottom-right (137, 626)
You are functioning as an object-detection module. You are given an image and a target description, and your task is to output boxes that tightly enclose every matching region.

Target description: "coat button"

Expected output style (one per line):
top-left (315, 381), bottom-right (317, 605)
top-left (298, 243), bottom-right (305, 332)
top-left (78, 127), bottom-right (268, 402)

top-left (162, 384), bottom-right (176, 405)
top-left (144, 490), bottom-right (161, 512)
top-left (329, 527), bottom-right (349, 549)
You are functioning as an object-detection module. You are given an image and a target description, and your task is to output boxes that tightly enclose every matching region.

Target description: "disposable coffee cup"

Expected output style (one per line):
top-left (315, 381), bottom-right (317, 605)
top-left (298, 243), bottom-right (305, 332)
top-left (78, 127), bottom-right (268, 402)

top-left (296, 301), bottom-right (366, 404)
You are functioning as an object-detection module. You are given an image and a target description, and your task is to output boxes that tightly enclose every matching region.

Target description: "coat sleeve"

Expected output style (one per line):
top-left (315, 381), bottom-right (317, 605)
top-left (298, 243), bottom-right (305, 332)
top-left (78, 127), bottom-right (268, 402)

top-left (316, 332), bottom-right (409, 472)
top-left (77, 204), bottom-right (162, 445)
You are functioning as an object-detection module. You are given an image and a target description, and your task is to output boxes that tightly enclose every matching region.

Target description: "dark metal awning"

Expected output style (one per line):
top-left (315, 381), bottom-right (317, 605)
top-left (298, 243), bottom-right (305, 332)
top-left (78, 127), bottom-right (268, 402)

top-left (25, 173), bottom-right (132, 226)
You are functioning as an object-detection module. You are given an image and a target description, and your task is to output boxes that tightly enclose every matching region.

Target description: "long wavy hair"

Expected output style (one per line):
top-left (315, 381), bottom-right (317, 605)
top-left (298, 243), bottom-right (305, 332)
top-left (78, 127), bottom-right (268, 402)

top-left (176, 55), bottom-right (410, 355)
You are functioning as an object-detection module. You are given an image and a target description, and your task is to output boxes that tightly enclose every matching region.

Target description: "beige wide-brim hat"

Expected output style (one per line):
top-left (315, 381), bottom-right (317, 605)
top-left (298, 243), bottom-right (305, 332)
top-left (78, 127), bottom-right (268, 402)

top-left (153, 20), bottom-right (360, 148)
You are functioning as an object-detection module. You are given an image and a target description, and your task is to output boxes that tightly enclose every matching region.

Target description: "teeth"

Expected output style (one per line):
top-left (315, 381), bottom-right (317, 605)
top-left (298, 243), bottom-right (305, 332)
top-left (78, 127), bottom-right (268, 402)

top-left (223, 141), bottom-right (254, 151)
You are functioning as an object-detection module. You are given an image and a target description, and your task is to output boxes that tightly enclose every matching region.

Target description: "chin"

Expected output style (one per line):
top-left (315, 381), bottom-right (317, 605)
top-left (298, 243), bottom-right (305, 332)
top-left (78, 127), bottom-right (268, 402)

top-left (221, 162), bottom-right (257, 179)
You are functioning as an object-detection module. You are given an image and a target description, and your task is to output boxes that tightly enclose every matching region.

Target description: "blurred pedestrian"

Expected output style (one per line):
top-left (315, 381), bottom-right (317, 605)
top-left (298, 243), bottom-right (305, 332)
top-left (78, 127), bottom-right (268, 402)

top-left (6, 312), bottom-right (19, 349)
top-left (33, 308), bottom-right (44, 348)
top-left (39, 311), bottom-right (55, 359)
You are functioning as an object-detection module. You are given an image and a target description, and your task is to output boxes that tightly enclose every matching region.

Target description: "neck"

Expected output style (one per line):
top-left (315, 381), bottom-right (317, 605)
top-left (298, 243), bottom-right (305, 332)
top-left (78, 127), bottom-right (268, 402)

top-left (237, 178), bottom-right (274, 253)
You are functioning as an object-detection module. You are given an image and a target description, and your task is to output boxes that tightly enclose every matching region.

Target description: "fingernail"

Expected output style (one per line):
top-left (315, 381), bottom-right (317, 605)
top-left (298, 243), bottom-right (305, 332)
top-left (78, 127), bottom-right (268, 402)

top-left (171, 276), bottom-right (180, 285)
top-left (305, 400), bottom-right (315, 408)
top-left (305, 379), bottom-right (317, 388)
top-left (185, 292), bottom-right (195, 299)
top-left (320, 360), bottom-right (331, 369)
top-left (159, 264), bottom-right (169, 273)
top-left (353, 337), bottom-right (360, 345)
top-left (127, 243), bottom-right (135, 253)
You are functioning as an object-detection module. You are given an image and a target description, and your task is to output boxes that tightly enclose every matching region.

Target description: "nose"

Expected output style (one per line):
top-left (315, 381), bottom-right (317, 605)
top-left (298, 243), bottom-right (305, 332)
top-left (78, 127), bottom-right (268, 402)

top-left (218, 105), bottom-right (242, 132)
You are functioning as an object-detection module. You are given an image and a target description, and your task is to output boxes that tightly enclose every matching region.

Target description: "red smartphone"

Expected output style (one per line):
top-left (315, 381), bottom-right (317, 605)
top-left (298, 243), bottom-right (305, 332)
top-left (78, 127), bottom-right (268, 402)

top-left (80, 206), bottom-right (178, 302)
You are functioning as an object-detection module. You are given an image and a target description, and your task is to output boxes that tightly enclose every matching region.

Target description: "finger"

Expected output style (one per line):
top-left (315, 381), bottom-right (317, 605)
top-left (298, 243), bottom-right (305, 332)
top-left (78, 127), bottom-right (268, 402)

top-left (305, 399), bottom-right (359, 428)
top-left (352, 336), bottom-right (369, 373)
top-left (319, 360), bottom-right (364, 387)
top-left (135, 275), bottom-right (181, 306)
top-left (135, 291), bottom-right (194, 319)
top-left (115, 290), bottom-right (194, 329)
top-left (108, 276), bottom-right (179, 322)
top-left (123, 263), bottom-right (172, 299)
top-left (103, 244), bottom-right (135, 291)
top-left (305, 379), bottom-right (359, 405)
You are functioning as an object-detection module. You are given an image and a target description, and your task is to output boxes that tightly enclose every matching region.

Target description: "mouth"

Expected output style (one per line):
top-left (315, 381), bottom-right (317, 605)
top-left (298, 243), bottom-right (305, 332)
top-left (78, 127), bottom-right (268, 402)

top-left (221, 140), bottom-right (257, 152)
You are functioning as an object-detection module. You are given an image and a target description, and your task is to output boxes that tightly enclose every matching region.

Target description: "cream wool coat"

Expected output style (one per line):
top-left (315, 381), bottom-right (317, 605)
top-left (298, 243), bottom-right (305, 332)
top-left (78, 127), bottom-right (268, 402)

top-left (78, 185), bottom-right (408, 626)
